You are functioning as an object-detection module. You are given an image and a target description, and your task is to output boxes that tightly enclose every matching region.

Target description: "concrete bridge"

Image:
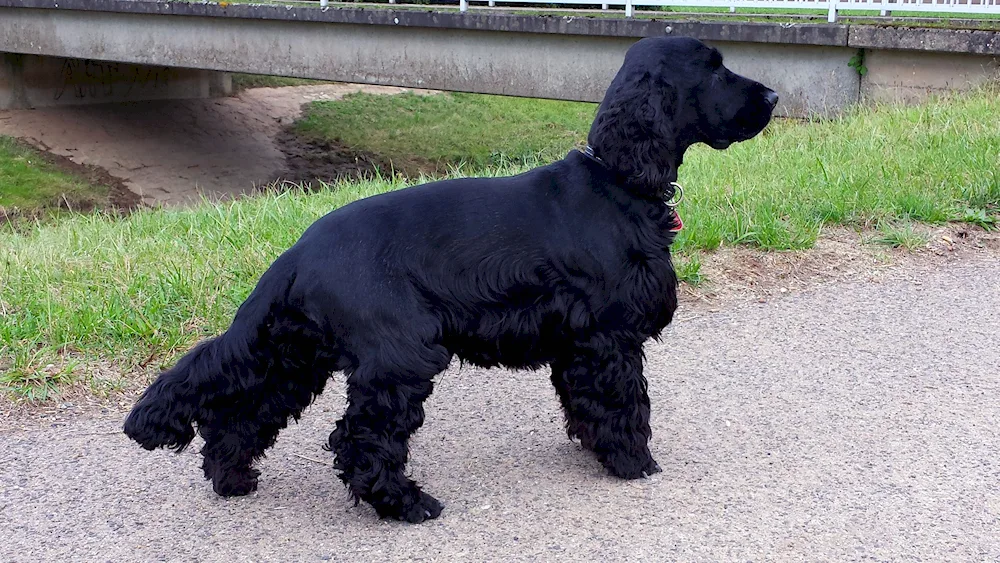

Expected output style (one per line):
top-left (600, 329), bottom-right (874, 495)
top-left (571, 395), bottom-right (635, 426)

top-left (1, 0), bottom-right (999, 117)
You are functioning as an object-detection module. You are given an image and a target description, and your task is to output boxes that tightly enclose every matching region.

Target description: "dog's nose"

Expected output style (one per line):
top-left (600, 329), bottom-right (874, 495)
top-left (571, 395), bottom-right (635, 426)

top-left (764, 89), bottom-right (779, 108)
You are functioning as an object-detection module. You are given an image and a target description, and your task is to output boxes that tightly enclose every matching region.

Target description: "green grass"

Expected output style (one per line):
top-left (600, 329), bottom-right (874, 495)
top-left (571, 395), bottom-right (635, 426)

top-left (0, 180), bottom-right (407, 399)
top-left (2, 88), bottom-right (999, 398)
top-left (231, 73), bottom-right (331, 91)
top-left (295, 91), bottom-right (597, 173)
top-left (0, 136), bottom-right (111, 213)
top-left (672, 90), bottom-right (1000, 252)
top-left (868, 223), bottom-right (931, 250)
top-left (295, 88), bottom-right (1000, 253)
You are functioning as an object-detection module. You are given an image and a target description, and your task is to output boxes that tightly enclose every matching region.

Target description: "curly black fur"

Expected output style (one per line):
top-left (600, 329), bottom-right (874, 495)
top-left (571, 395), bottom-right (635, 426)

top-left (123, 36), bottom-right (777, 523)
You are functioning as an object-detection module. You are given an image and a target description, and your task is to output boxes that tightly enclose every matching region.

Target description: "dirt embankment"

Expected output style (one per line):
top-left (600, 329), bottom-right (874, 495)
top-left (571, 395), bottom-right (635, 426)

top-left (0, 83), bottom-right (432, 208)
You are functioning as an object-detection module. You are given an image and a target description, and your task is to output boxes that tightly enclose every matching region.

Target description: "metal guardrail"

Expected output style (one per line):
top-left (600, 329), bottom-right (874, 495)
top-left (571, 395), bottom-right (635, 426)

top-left (318, 0), bottom-right (1000, 23)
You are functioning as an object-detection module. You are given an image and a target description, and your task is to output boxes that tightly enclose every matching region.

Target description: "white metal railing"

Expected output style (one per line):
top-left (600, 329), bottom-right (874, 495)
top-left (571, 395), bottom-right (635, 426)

top-left (318, 0), bottom-right (1000, 23)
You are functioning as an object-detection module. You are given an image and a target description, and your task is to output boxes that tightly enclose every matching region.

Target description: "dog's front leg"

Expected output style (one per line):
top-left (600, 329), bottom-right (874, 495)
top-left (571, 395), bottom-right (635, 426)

top-left (551, 336), bottom-right (661, 480)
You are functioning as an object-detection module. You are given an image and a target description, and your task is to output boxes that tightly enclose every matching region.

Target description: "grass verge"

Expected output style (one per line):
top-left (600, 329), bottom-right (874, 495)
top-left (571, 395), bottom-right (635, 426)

top-left (2, 88), bottom-right (999, 399)
top-left (294, 91), bottom-right (597, 174)
top-left (0, 136), bottom-right (115, 219)
top-left (296, 87), bottom-right (999, 254)
top-left (0, 177), bottom-right (414, 399)
top-left (231, 73), bottom-right (332, 92)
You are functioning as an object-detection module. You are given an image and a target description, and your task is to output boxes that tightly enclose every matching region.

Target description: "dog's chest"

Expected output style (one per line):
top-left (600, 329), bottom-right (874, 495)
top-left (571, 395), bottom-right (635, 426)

top-left (613, 213), bottom-right (679, 329)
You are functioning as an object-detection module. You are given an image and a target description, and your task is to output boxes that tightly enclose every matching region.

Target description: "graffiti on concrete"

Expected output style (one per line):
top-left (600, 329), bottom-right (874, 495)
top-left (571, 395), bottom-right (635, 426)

top-left (54, 59), bottom-right (171, 101)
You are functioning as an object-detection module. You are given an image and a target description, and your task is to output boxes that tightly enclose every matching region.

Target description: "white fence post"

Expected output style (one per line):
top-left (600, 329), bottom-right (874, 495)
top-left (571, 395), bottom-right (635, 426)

top-left (423, 0), bottom-right (1000, 21)
top-left (320, 0), bottom-right (328, 7)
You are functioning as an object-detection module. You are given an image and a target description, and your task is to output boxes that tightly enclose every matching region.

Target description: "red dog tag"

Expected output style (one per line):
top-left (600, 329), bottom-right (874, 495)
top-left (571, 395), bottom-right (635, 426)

top-left (669, 208), bottom-right (684, 232)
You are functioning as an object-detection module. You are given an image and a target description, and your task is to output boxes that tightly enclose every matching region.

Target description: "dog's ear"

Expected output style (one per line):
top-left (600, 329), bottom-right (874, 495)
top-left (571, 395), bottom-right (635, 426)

top-left (587, 71), bottom-right (679, 196)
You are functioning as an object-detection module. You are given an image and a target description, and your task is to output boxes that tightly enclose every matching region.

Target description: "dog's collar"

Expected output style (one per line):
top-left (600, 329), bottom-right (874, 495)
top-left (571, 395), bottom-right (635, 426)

top-left (662, 182), bottom-right (684, 208)
top-left (581, 144), bottom-right (606, 167)
top-left (582, 145), bottom-right (684, 208)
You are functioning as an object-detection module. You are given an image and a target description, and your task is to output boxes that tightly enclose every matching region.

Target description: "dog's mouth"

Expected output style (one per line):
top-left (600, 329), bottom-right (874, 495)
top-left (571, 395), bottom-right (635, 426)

top-left (706, 129), bottom-right (762, 150)
top-left (708, 104), bottom-right (775, 149)
top-left (706, 138), bottom-right (734, 150)
top-left (709, 124), bottom-right (767, 149)
top-left (703, 106), bottom-right (775, 150)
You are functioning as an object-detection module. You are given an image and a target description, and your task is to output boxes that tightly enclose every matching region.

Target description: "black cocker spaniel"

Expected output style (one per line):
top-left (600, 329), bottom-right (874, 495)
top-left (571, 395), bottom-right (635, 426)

top-left (124, 36), bottom-right (778, 524)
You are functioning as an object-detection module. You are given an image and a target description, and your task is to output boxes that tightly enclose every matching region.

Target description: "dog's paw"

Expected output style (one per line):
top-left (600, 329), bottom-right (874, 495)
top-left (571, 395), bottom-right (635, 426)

top-left (642, 461), bottom-right (663, 479)
top-left (376, 490), bottom-right (444, 524)
top-left (603, 452), bottom-right (662, 480)
top-left (211, 467), bottom-right (261, 497)
top-left (399, 491), bottom-right (444, 524)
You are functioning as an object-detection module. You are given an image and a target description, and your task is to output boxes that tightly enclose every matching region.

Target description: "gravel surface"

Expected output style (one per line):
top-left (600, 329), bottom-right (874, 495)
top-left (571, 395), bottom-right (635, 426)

top-left (2, 259), bottom-right (998, 562)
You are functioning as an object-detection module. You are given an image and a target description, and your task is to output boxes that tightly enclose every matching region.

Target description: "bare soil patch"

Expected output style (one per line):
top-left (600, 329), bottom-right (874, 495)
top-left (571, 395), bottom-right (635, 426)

top-left (686, 223), bottom-right (1000, 312)
top-left (272, 129), bottom-right (390, 187)
top-left (35, 147), bottom-right (143, 212)
top-left (0, 83), bottom-right (436, 206)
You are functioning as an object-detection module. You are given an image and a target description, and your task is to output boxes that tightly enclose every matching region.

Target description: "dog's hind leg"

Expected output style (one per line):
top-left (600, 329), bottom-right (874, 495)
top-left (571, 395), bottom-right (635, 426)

top-left (199, 392), bottom-right (317, 497)
top-left (198, 408), bottom-right (268, 497)
top-left (326, 340), bottom-right (452, 523)
top-left (551, 335), bottom-right (661, 480)
top-left (199, 330), bottom-right (336, 497)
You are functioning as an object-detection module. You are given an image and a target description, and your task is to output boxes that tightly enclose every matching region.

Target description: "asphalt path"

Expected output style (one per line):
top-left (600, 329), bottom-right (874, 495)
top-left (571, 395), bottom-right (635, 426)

top-left (2, 258), bottom-right (998, 562)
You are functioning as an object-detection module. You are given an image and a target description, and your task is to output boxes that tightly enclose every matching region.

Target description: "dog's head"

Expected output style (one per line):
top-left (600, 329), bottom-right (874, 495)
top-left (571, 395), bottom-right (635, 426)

top-left (587, 36), bottom-right (778, 196)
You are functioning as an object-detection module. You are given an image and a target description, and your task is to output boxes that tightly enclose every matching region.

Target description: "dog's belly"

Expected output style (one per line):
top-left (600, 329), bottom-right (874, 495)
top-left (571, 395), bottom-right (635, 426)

top-left (441, 303), bottom-right (572, 370)
top-left (438, 294), bottom-right (674, 371)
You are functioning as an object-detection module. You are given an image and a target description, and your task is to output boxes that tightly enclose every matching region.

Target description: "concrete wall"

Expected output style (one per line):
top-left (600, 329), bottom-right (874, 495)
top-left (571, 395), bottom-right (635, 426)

top-left (707, 42), bottom-right (860, 117)
top-left (0, 5), bottom-right (864, 117)
top-left (0, 1), bottom-right (997, 116)
top-left (862, 49), bottom-right (999, 104)
top-left (1, 53), bottom-right (231, 110)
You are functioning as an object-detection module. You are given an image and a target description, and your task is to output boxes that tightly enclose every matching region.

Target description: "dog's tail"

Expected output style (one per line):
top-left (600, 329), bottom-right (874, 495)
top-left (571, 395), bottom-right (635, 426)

top-left (123, 259), bottom-right (296, 452)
